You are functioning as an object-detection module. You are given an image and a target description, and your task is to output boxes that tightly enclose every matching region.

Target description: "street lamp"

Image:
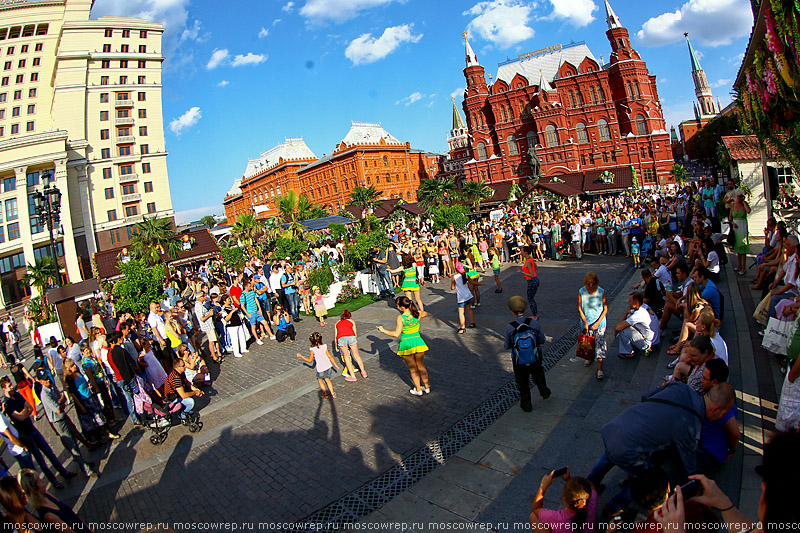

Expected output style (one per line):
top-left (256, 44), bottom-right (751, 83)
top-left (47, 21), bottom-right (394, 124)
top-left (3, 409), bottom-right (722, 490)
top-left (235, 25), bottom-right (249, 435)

top-left (32, 170), bottom-right (62, 287)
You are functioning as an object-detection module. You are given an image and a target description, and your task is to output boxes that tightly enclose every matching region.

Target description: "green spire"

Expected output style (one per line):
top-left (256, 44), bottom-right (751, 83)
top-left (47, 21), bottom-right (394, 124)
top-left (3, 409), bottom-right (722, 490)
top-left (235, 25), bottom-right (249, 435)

top-left (684, 33), bottom-right (703, 72)
top-left (452, 98), bottom-right (466, 130)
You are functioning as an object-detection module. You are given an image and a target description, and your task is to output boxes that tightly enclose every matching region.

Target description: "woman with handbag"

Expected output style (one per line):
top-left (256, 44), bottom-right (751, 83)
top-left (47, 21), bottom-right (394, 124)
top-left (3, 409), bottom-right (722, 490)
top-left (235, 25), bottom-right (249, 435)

top-left (578, 272), bottom-right (608, 379)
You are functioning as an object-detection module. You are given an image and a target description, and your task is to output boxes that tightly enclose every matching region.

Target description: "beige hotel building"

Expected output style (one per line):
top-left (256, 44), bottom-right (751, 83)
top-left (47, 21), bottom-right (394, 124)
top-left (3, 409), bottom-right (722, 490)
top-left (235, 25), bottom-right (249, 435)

top-left (0, 0), bottom-right (173, 306)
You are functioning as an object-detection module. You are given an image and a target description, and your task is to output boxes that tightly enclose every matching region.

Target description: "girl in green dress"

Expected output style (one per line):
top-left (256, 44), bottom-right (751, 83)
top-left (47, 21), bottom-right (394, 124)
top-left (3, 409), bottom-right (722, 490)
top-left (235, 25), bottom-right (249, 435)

top-left (389, 253), bottom-right (427, 317)
top-left (378, 296), bottom-right (430, 396)
top-left (730, 191), bottom-right (751, 275)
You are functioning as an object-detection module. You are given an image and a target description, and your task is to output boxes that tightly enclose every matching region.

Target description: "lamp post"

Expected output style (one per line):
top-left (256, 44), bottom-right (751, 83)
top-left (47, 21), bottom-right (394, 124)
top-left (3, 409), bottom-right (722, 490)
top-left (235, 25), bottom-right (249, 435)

top-left (32, 170), bottom-right (62, 287)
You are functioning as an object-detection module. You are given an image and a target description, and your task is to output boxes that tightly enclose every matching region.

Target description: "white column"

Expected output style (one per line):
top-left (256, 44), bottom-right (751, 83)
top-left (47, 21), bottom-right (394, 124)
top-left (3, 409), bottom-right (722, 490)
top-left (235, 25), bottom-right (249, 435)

top-left (76, 164), bottom-right (97, 255)
top-left (54, 158), bottom-right (82, 283)
top-left (14, 167), bottom-right (38, 297)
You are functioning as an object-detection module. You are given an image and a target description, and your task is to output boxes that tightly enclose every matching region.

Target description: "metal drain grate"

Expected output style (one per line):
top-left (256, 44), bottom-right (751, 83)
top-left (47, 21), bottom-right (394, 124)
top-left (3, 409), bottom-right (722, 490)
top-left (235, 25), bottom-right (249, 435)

top-left (292, 264), bottom-right (634, 532)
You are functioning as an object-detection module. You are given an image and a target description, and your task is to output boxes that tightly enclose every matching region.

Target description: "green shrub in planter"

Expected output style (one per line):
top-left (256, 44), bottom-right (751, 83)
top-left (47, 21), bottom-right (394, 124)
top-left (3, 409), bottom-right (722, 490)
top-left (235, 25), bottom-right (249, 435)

top-left (307, 264), bottom-right (334, 295)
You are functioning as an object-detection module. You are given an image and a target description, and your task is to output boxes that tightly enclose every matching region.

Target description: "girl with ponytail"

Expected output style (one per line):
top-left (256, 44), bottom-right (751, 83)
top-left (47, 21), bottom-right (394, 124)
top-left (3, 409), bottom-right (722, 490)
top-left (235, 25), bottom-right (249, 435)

top-left (378, 296), bottom-right (430, 396)
top-left (530, 468), bottom-right (598, 533)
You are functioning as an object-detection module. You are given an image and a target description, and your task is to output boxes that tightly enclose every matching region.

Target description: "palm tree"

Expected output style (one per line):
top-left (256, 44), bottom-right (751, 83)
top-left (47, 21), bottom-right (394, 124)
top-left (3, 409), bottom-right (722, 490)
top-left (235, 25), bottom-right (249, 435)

top-left (417, 177), bottom-right (456, 209)
top-left (129, 216), bottom-right (182, 265)
top-left (349, 185), bottom-right (383, 231)
top-left (231, 212), bottom-right (264, 246)
top-left (461, 179), bottom-right (493, 212)
top-left (23, 256), bottom-right (57, 298)
top-left (275, 190), bottom-right (312, 237)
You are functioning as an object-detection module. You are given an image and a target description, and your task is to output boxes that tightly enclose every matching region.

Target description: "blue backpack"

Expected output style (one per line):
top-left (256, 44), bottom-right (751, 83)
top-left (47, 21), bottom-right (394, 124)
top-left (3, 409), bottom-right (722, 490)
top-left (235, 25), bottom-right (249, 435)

top-left (511, 317), bottom-right (540, 365)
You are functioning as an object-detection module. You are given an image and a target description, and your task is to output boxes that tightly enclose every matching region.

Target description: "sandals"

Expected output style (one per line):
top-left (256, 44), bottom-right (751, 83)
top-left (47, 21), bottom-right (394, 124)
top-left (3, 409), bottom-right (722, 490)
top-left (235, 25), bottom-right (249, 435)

top-left (597, 370), bottom-right (604, 379)
top-left (468, 323), bottom-right (476, 328)
top-left (457, 328), bottom-right (466, 334)
top-left (584, 360), bottom-right (591, 367)
top-left (321, 393), bottom-right (330, 399)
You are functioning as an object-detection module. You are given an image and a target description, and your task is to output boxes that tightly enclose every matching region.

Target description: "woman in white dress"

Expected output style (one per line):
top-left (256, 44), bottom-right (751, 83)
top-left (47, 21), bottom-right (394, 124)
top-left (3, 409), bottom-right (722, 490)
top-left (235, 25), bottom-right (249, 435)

top-left (776, 356), bottom-right (800, 432)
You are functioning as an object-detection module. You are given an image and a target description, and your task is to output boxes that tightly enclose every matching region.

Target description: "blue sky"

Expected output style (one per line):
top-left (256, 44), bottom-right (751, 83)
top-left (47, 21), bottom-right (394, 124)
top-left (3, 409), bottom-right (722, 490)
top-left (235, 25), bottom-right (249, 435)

top-left (91, 0), bottom-right (754, 223)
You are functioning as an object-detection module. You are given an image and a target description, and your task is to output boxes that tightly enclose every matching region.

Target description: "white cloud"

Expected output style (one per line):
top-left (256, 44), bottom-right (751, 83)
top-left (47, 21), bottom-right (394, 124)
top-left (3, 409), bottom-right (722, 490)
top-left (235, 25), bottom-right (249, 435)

top-left (90, 0), bottom-right (196, 68)
top-left (169, 107), bottom-right (202, 135)
top-left (450, 87), bottom-right (466, 100)
top-left (345, 24), bottom-right (422, 66)
top-left (300, 0), bottom-right (396, 24)
top-left (181, 19), bottom-right (208, 42)
top-left (175, 205), bottom-right (223, 224)
top-left (273, 18), bottom-right (283, 26)
top-left (727, 52), bottom-right (745, 64)
top-left (547, 0), bottom-right (597, 27)
top-left (217, 80), bottom-right (230, 87)
top-left (258, 27), bottom-right (269, 38)
top-left (282, 1), bottom-right (295, 12)
top-left (206, 48), bottom-right (230, 69)
top-left (636, 0), bottom-right (753, 47)
top-left (658, 77), bottom-right (668, 85)
top-left (231, 52), bottom-right (267, 67)
top-left (396, 92), bottom-right (425, 106)
top-left (711, 78), bottom-right (732, 88)
top-left (464, 0), bottom-right (535, 49)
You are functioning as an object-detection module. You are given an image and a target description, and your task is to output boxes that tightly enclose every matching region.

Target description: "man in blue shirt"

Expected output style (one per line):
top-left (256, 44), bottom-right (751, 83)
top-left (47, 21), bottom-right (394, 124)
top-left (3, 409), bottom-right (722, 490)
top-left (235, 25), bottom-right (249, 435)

top-left (693, 266), bottom-right (721, 319)
top-left (699, 359), bottom-right (738, 473)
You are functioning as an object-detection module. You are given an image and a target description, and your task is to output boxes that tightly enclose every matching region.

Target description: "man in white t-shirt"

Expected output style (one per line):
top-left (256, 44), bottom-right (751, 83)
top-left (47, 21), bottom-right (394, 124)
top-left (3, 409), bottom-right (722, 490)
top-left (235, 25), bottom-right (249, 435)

top-left (0, 410), bottom-right (28, 461)
top-left (614, 292), bottom-right (654, 358)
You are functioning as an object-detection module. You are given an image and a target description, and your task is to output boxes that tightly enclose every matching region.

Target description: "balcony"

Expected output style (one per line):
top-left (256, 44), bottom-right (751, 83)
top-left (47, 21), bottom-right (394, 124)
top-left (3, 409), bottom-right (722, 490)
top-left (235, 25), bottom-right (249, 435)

top-left (115, 135), bottom-right (135, 144)
top-left (118, 173), bottom-right (138, 184)
top-left (114, 99), bottom-right (134, 108)
top-left (115, 117), bottom-right (134, 126)
top-left (122, 193), bottom-right (141, 203)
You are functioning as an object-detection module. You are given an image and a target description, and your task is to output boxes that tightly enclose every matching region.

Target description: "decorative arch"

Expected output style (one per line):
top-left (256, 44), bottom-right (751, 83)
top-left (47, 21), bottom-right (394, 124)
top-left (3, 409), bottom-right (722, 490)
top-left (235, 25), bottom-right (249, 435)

top-left (526, 130), bottom-right (538, 149)
top-left (558, 61), bottom-right (577, 78)
top-left (579, 57), bottom-right (599, 73)
top-left (510, 73), bottom-right (529, 88)
top-left (598, 119), bottom-right (611, 141)
top-left (635, 114), bottom-right (648, 135)
top-left (545, 124), bottom-right (558, 147)
top-left (493, 80), bottom-right (509, 93)
top-left (477, 142), bottom-right (487, 161)
top-left (575, 122), bottom-right (588, 144)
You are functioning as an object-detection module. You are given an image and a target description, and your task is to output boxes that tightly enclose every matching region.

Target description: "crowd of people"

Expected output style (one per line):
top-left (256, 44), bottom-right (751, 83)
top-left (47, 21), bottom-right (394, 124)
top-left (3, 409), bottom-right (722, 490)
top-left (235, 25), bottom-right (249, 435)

top-left (0, 174), bottom-right (796, 532)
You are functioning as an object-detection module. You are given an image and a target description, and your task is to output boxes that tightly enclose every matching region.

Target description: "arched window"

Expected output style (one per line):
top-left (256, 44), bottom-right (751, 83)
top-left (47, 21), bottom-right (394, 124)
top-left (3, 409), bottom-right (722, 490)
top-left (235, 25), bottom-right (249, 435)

top-left (508, 135), bottom-right (518, 155)
top-left (576, 91), bottom-right (584, 106)
top-left (576, 122), bottom-right (588, 144)
top-left (626, 81), bottom-right (633, 99)
top-left (276, 185), bottom-right (281, 196)
top-left (590, 87), bottom-right (597, 105)
top-left (500, 105), bottom-right (506, 122)
top-left (635, 114), bottom-right (648, 135)
top-left (598, 119), bottom-right (611, 141)
top-left (376, 176), bottom-right (381, 185)
top-left (520, 101), bottom-right (525, 116)
top-left (569, 91), bottom-right (576, 108)
top-left (383, 155), bottom-right (389, 166)
top-left (526, 131), bottom-right (538, 149)
top-left (634, 81), bottom-right (642, 99)
top-left (597, 86), bottom-right (605, 103)
top-left (270, 187), bottom-right (274, 198)
top-left (477, 142), bottom-right (487, 161)
top-left (508, 105), bottom-right (514, 119)
top-left (545, 124), bottom-right (558, 147)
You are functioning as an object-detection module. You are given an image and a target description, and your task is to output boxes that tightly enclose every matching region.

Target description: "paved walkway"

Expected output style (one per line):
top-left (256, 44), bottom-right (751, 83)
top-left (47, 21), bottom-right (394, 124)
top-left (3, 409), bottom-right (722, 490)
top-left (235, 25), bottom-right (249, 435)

top-left (359, 252), bottom-right (781, 532)
top-left (1, 255), bottom-right (630, 526)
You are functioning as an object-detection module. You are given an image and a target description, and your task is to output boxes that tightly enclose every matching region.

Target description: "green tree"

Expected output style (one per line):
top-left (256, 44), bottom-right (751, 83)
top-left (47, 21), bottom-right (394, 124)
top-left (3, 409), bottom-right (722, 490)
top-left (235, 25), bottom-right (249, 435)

top-left (349, 185), bottom-right (383, 232)
top-left (220, 246), bottom-right (246, 271)
top-left (306, 204), bottom-right (329, 220)
top-left (461, 179), bottom-right (493, 212)
top-left (129, 216), bottom-right (182, 265)
top-left (343, 229), bottom-right (390, 270)
top-left (23, 257), bottom-right (58, 322)
top-left (112, 259), bottom-right (166, 315)
top-left (273, 233), bottom-right (310, 261)
top-left (200, 215), bottom-right (217, 229)
top-left (417, 177), bottom-right (456, 209)
top-left (276, 190), bottom-right (313, 237)
top-left (231, 213), bottom-right (264, 246)
top-left (429, 204), bottom-right (470, 231)
top-left (671, 164), bottom-right (689, 186)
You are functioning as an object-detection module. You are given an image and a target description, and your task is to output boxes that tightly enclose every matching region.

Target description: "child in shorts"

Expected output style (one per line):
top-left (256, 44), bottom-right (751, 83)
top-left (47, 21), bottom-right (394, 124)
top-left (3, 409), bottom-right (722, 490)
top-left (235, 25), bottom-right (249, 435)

top-left (297, 332), bottom-right (340, 399)
top-left (428, 254), bottom-right (440, 283)
top-left (631, 237), bottom-right (641, 268)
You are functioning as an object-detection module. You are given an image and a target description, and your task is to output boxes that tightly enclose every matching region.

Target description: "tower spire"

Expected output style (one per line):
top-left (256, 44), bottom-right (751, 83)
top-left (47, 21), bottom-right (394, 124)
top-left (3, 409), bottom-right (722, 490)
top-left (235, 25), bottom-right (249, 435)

top-left (684, 32), bottom-right (703, 72)
top-left (463, 30), bottom-right (479, 67)
top-left (452, 98), bottom-right (466, 130)
top-left (604, 0), bottom-right (622, 29)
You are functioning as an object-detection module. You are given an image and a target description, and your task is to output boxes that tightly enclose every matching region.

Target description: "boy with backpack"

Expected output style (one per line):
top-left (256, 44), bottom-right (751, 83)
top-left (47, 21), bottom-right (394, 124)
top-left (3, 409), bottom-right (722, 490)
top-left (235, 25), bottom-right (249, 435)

top-left (504, 295), bottom-right (551, 412)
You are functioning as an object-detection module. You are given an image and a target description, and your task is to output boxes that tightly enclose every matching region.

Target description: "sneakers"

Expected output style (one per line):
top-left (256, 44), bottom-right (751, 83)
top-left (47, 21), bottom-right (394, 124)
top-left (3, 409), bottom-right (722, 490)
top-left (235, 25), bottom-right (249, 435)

top-left (597, 370), bottom-right (604, 379)
top-left (256, 339), bottom-right (264, 345)
top-left (344, 376), bottom-right (357, 382)
top-left (541, 389), bottom-right (552, 400)
top-left (269, 335), bottom-right (276, 340)
top-left (409, 388), bottom-right (423, 396)
top-left (242, 349), bottom-right (250, 353)
top-left (475, 302), bottom-right (481, 307)
top-left (234, 354), bottom-right (243, 358)
top-left (423, 386), bottom-right (431, 394)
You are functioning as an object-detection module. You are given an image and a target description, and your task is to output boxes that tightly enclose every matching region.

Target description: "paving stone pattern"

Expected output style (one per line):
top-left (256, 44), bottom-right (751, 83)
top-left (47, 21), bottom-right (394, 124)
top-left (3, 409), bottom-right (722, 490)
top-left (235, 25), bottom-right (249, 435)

top-left (5, 256), bottom-right (632, 525)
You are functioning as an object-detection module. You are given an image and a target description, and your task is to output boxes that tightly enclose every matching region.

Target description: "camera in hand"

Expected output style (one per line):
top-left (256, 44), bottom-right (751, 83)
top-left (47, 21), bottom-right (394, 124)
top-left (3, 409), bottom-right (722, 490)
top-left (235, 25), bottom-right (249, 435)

top-left (552, 466), bottom-right (568, 478)
top-left (676, 479), bottom-right (702, 500)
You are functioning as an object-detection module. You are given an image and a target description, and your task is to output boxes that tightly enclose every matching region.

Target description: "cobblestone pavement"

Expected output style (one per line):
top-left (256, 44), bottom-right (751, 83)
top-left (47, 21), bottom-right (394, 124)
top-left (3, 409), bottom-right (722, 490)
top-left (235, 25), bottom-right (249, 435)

top-left (3, 255), bottom-right (631, 525)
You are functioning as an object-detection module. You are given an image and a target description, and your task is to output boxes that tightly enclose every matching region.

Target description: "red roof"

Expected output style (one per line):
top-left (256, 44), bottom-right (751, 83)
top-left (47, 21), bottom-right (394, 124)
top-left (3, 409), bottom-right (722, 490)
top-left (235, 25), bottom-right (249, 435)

top-left (722, 135), bottom-right (780, 161)
top-left (93, 229), bottom-right (220, 280)
top-left (584, 166), bottom-right (634, 193)
top-left (344, 199), bottom-right (423, 219)
top-left (484, 182), bottom-right (513, 204)
top-left (538, 181), bottom-right (583, 197)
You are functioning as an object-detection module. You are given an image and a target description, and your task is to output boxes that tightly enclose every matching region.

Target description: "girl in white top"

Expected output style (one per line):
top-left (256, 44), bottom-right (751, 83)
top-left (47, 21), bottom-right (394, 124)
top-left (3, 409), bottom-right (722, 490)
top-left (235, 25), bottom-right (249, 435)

top-left (297, 332), bottom-right (340, 400)
top-left (138, 338), bottom-right (168, 389)
top-left (451, 262), bottom-right (483, 334)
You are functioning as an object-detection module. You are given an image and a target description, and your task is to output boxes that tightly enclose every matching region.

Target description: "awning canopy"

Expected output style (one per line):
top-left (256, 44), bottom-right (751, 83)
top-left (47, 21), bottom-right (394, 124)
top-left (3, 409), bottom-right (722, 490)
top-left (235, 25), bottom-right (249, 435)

top-left (46, 279), bottom-right (101, 305)
top-left (300, 216), bottom-right (357, 231)
top-left (537, 181), bottom-right (583, 197)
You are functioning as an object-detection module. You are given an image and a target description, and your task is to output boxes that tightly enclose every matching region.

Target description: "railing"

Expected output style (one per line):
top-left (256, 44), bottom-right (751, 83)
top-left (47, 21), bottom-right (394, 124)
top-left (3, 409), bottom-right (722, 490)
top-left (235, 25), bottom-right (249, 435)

top-left (121, 193), bottom-right (141, 203)
top-left (118, 173), bottom-right (138, 184)
top-left (114, 100), bottom-right (134, 108)
top-left (115, 117), bottom-right (134, 126)
top-left (115, 136), bottom-right (135, 144)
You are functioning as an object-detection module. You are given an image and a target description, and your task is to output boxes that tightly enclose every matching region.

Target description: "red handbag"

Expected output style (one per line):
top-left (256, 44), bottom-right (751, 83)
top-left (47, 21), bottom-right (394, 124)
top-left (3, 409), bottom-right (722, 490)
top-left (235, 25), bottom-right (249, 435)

top-left (576, 334), bottom-right (596, 362)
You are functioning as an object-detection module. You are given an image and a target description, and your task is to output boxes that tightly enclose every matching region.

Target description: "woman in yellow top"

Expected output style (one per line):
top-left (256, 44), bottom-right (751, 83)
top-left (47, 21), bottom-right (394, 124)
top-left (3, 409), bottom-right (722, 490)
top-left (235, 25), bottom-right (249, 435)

top-left (389, 253), bottom-right (427, 317)
top-left (378, 296), bottom-right (430, 396)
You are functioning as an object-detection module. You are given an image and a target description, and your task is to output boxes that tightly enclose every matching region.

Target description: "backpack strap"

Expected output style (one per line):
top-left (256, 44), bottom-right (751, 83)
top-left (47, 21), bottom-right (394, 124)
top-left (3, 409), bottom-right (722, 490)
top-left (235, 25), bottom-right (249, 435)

top-left (524, 317), bottom-right (533, 327)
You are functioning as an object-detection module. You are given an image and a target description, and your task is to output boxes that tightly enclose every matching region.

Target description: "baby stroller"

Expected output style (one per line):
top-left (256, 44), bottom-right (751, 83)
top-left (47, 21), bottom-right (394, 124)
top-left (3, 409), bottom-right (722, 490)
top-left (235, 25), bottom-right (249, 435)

top-left (639, 236), bottom-right (654, 266)
top-left (132, 376), bottom-right (202, 445)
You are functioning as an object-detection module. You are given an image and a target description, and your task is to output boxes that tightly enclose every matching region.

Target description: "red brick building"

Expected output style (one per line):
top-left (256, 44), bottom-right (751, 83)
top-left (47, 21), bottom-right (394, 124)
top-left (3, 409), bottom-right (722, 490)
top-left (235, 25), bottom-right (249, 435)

top-left (224, 124), bottom-right (441, 224)
top-left (449, 0), bottom-right (673, 190)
